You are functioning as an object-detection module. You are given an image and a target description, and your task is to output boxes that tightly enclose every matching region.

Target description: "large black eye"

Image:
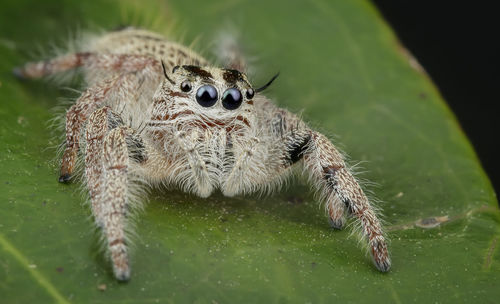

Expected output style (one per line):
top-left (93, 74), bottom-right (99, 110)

top-left (196, 85), bottom-right (218, 107)
top-left (180, 80), bottom-right (192, 92)
top-left (222, 88), bottom-right (243, 110)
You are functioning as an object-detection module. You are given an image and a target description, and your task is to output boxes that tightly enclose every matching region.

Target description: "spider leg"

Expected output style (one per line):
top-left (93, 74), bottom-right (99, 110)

top-left (278, 128), bottom-right (348, 228)
top-left (85, 107), bottom-right (110, 227)
top-left (14, 52), bottom-right (160, 181)
top-left (60, 75), bottom-right (125, 182)
top-left (101, 126), bottom-right (132, 281)
top-left (174, 130), bottom-right (213, 198)
top-left (300, 131), bottom-right (390, 272)
top-left (85, 106), bottom-right (147, 281)
top-left (326, 195), bottom-right (347, 230)
top-left (222, 136), bottom-right (270, 196)
top-left (13, 52), bottom-right (92, 79)
top-left (57, 56), bottom-right (160, 182)
top-left (13, 52), bottom-right (159, 80)
top-left (214, 31), bottom-right (247, 71)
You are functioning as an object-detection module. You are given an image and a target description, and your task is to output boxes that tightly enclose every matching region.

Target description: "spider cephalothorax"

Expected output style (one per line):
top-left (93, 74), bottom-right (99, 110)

top-left (15, 28), bottom-right (390, 281)
top-left (153, 64), bottom-right (258, 132)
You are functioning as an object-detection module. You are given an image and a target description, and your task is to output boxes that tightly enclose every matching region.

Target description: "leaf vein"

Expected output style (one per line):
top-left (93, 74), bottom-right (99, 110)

top-left (0, 233), bottom-right (69, 304)
top-left (483, 235), bottom-right (499, 270)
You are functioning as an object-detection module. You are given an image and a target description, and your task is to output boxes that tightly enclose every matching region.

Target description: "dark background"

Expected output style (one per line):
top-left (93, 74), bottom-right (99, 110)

top-left (372, 1), bottom-right (499, 195)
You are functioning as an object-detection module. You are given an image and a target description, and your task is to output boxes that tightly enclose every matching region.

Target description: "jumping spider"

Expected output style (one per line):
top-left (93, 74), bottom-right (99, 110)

top-left (14, 28), bottom-right (390, 281)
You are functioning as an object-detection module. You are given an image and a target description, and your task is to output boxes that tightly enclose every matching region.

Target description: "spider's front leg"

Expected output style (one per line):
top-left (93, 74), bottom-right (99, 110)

top-left (222, 136), bottom-right (265, 196)
top-left (173, 130), bottom-right (213, 198)
top-left (294, 131), bottom-right (391, 272)
top-left (85, 107), bottom-right (147, 281)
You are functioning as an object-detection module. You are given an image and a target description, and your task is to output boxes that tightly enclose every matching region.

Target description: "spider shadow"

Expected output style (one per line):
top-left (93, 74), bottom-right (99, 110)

top-left (144, 180), bottom-right (331, 231)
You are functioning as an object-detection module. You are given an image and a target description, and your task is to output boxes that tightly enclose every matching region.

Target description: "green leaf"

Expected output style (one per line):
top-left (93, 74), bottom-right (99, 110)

top-left (1, 0), bottom-right (499, 302)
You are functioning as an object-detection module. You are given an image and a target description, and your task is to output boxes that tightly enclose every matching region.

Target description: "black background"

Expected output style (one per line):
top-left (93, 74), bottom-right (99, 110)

top-left (372, 1), bottom-right (499, 195)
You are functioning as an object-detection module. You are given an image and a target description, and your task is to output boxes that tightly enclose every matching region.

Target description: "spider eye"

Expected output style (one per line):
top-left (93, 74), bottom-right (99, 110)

top-left (196, 85), bottom-right (218, 107)
top-left (245, 88), bottom-right (255, 100)
top-left (180, 81), bottom-right (192, 92)
top-left (222, 88), bottom-right (243, 110)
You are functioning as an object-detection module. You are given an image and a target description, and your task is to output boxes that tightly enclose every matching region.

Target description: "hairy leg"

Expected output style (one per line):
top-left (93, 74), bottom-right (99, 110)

top-left (85, 108), bottom-right (110, 226)
top-left (13, 52), bottom-right (159, 80)
top-left (326, 195), bottom-right (347, 230)
top-left (50, 55), bottom-right (160, 181)
top-left (60, 75), bottom-right (123, 181)
top-left (85, 107), bottom-right (147, 281)
top-left (13, 52), bottom-right (92, 79)
top-left (214, 31), bottom-right (247, 71)
top-left (174, 130), bottom-right (213, 198)
top-left (262, 104), bottom-right (352, 229)
top-left (303, 132), bottom-right (390, 272)
top-left (14, 52), bottom-right (160, 182)
top-left (222, 136), bottom-right (273, 196)
top-left (101, 126), bottom-right (131, 281)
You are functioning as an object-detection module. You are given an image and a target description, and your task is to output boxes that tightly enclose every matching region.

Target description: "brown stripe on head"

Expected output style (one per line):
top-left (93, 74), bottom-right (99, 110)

top-left (222, 68), bottom-right (242, 84)
top-left (182, 65), bottom-right (213, 79)
top-left (222, 68), bottom-right (253, 88)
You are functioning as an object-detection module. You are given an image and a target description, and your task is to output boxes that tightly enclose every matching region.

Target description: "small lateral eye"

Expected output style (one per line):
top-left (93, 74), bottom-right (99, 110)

top-left (180, 80), bottom-right (192, 92)
top-left (196, 85), bottom-right (218, 107)
top-left (246, 88), bottom-right (255, 99)
top-left (222, 88), bottom-right (243, 110)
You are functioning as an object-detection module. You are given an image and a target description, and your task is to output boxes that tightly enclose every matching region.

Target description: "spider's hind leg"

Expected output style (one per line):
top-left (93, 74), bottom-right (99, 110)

top-left (213, 30), bottom-right (247, 71)
top-left (13, 52), bottom-right (159, 80)
top-left (13, 52), bottom-right (92, 80)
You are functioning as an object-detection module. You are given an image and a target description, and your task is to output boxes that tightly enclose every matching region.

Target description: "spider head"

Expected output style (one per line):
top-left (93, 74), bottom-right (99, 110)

top-left (161, 63), bottom-right (256, 112)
